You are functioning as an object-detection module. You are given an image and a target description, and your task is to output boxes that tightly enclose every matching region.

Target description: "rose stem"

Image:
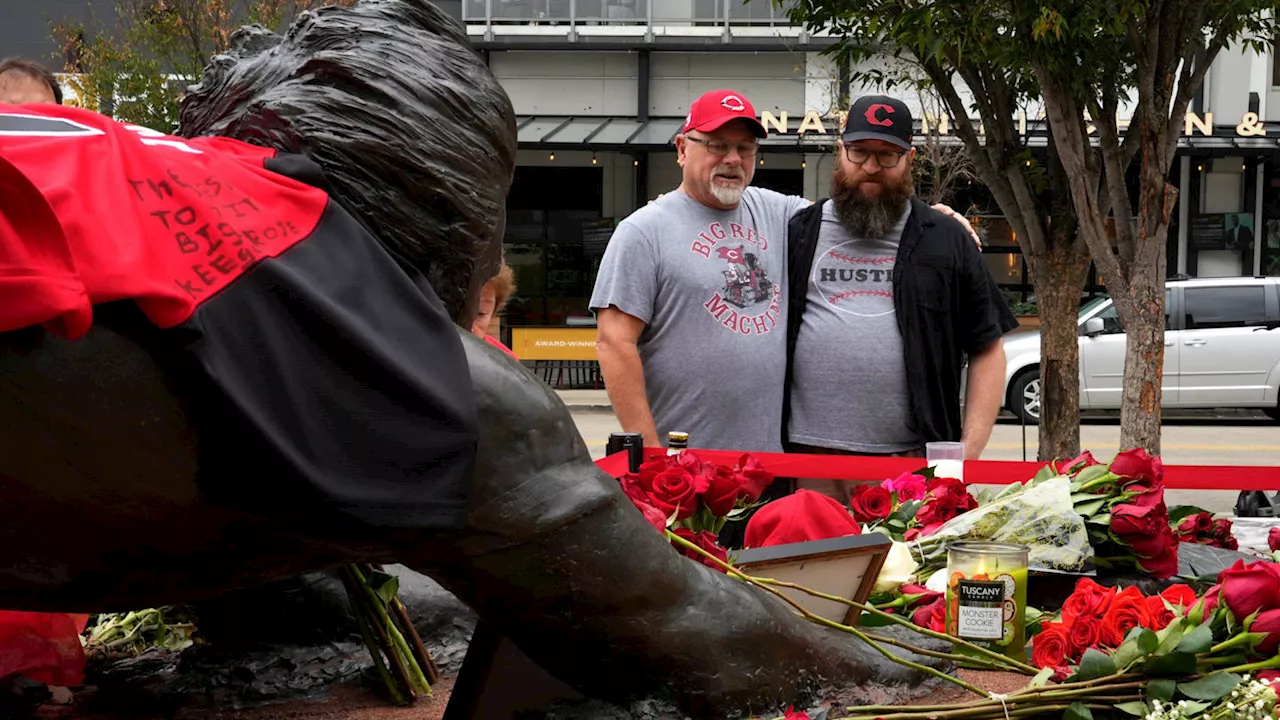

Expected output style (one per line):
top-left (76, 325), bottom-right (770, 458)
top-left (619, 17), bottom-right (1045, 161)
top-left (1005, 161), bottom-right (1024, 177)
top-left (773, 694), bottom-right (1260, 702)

top-left (340, 567), bottom-right (410, 706)
top-left (864, 633), bottom-right (1031, 674)
top-left (666, 531), bottom-right (990, 698)
top-left (350, 564), bottom-right (431, 696)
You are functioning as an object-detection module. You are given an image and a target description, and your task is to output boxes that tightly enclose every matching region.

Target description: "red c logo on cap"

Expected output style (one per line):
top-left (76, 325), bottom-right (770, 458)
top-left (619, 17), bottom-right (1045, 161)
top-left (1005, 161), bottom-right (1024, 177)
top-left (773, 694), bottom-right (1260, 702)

top-left (865, 104), bottom-right (895, 126)
top-left (721, 95), bottom-right (746, 112)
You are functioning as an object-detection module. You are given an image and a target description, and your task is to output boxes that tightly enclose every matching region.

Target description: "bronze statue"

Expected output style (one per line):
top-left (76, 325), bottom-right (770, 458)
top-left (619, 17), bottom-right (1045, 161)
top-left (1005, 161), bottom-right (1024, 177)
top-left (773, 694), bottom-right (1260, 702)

top-left (0, 1), bottom-right (942, 715)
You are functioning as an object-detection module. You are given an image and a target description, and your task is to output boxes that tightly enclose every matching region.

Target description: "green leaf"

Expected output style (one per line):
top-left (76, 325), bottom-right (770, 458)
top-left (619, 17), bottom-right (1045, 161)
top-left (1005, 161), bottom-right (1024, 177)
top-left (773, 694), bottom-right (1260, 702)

top-left (1073, 498), bottom-right (1108, 518)
top-left (1114, 701), bottom-right (1147, 716)
top-left (367, 570), bottom-right (400, 606)
top-left (1032, 464), bottom-right (1057, 483)
top-left (1111, 627), bottom-right (1156, 670)
top-left (1175, 624), bottom-right (1213, 654)
top-left (1072, 648), bottom-right (1117, 682)
top-left (1145, 651), bottom-right (1198, 677)
top-left (1074, 464), bottom-right (1112, 486)
top-left (1146, 678), bottom-right (1176, 702)
top-left (1176, 672), bottom-right (1242, 701)
top-left (1167, 505), bottom-right (1209, 524)
top-left (1155, 618), bottom-right (1187, 653)
top-left (1064, 701), bottom-right (1093, 720)
top-left (1179, 701), bottom-right (1210, 715)
top-left (1029, 666), bottom-right (1054, 687)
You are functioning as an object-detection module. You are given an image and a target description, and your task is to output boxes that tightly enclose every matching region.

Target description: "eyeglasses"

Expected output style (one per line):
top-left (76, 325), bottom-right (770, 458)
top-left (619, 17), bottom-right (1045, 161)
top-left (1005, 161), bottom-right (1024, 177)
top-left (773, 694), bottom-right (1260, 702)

top-left (842, 145), bottom-right (907, 168)
top-left (684, 135), bottom-right (759, 158)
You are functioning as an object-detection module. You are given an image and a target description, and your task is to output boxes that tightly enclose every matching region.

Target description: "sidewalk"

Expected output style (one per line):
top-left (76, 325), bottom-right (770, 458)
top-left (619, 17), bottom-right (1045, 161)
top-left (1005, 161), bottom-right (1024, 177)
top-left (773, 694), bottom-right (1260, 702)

top-left (554, 388), bottom-right (613, 411)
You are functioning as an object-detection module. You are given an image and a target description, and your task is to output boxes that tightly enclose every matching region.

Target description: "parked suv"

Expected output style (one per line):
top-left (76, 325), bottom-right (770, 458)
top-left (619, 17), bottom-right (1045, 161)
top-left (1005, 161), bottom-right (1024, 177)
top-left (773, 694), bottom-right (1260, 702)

top-left (1003, 277), bottom-right (1280, 424)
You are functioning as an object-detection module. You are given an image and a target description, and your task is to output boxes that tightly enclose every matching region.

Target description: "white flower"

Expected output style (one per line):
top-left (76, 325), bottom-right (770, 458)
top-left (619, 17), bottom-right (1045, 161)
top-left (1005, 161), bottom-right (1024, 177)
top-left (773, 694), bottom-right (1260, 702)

top-left (873, 540), bottom-right (920, 594)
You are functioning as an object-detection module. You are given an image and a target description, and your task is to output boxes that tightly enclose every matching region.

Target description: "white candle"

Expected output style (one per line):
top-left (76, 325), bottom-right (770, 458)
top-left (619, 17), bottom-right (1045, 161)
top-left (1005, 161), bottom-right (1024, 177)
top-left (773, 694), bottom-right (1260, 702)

top-left (933, 459), bottom-right (964, 482)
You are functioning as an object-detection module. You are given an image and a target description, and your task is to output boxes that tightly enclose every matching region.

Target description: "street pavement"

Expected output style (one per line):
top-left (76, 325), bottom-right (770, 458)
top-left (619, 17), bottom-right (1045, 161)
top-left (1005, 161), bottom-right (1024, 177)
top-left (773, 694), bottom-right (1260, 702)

top-left (559, 392), bottom-right (1280, 516)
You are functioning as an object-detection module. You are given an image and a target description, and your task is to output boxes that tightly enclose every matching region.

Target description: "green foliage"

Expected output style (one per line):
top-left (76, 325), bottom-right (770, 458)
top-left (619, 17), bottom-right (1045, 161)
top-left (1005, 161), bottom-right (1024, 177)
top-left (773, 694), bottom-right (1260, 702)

top-left (49, 1), bottom-right (355, 131)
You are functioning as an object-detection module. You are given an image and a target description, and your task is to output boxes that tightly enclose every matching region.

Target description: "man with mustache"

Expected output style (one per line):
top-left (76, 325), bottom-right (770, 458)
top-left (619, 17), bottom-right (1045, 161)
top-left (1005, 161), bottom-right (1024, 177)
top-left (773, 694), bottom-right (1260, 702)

top-left (782, 95), bottom-right (1017, 502)
top-left (592, 89), bottom-right (807, 455)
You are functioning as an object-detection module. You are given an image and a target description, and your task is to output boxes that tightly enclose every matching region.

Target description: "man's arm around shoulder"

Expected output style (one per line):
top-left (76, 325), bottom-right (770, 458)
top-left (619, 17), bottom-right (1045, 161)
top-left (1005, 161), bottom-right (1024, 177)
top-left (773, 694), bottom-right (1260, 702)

top-left (596, 306), bottom-right (661, 448)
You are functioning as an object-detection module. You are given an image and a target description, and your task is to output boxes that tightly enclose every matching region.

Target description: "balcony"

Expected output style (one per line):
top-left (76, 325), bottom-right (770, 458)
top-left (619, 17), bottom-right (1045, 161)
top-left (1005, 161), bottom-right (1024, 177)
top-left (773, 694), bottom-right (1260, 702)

top-left (463, 0), bottom-right (822, 45)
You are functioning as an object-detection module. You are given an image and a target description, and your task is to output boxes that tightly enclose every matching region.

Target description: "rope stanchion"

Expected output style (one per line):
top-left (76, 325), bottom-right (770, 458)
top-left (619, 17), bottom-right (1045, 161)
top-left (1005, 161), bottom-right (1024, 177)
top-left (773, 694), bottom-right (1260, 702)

top-left (596, 449), bottom-right (1280, 492)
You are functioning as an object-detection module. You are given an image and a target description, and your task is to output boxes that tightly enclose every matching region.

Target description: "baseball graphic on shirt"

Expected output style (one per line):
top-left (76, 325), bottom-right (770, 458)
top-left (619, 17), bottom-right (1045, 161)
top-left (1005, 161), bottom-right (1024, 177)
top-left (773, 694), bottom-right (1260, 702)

top-left (813, 240), bottom-right (895, 317)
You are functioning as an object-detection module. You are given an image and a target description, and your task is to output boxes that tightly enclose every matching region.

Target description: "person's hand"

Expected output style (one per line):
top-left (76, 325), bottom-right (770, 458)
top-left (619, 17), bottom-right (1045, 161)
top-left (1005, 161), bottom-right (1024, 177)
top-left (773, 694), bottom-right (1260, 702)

top-left (931, 203), bottom-right (982, 249)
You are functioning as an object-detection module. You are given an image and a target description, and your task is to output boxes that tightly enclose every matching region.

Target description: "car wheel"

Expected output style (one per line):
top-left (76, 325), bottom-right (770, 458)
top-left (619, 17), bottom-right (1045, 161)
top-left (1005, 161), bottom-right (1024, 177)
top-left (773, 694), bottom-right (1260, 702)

top-left (1010, 369), bottom-right (1041, 425)
top-left (1266, 405), bottom-right (1280, 422)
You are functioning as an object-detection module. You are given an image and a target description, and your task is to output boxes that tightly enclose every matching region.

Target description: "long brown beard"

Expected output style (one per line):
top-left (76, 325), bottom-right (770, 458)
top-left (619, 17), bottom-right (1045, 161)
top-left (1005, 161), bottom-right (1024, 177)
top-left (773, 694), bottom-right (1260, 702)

top-left (830, 160), bottom-right (914, 237)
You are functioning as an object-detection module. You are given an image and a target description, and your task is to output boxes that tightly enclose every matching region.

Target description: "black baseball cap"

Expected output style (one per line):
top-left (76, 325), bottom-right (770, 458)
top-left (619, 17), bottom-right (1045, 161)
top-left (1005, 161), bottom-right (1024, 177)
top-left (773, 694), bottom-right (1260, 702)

top-left (841, 95), bottom-right (913, 150)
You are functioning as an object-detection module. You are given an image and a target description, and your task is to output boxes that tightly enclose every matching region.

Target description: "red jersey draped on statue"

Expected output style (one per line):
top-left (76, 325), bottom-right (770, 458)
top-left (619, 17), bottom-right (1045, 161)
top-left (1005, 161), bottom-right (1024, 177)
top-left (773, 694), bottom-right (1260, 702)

top-left (0, 104), bottom-right (329, 338)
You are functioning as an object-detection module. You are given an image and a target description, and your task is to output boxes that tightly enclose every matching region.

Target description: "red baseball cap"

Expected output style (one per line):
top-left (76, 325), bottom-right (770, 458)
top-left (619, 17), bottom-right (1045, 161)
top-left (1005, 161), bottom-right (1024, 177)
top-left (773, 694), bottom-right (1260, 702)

top-left (682, 89), bottom-right (767, 138)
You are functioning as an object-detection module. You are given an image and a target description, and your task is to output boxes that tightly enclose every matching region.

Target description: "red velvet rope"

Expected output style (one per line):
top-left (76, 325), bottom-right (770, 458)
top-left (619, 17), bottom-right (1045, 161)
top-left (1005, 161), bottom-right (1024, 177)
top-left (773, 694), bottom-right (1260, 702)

top-left (596, 448), bottom-right (1280, 491)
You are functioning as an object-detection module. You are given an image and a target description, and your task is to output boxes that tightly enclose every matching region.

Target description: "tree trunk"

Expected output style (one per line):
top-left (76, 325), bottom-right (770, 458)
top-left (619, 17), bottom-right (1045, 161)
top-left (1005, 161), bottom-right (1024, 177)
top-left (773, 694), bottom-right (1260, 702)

top-left (1027, 242), bottom-right (1091, 461)
top-left (1116, 281), bottom-right (1165, 454)
top-left (1116, 144), bottom-right (1177, 455)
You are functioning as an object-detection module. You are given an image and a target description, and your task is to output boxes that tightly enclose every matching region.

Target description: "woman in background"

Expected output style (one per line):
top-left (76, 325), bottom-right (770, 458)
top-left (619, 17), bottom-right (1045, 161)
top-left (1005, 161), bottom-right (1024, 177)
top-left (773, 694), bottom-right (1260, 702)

top-left (472, 263), bottom-right (518, 359)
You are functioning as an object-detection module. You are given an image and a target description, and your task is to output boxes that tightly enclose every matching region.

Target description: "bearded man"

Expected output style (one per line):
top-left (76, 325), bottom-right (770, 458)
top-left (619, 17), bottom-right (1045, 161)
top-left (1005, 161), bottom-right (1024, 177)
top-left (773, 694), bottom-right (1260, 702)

top-left (782, 95), bottom-right (1018, 504)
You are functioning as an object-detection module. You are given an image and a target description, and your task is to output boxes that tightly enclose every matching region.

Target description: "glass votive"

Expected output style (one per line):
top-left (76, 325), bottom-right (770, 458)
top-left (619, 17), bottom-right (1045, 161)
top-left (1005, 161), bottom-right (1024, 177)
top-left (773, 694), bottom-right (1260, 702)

top-left (945, 541), bottom-right (1029, 664)
top-left (926, 441), bottom-right (966, 482)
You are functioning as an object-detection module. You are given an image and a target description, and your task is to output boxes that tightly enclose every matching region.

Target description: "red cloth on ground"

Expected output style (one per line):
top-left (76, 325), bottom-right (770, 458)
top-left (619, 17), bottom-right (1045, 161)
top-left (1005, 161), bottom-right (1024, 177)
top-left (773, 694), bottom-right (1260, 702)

top-left (0, 611), bottom-right (89, 686)
top-left (744, 489), bottom-right (861, 548)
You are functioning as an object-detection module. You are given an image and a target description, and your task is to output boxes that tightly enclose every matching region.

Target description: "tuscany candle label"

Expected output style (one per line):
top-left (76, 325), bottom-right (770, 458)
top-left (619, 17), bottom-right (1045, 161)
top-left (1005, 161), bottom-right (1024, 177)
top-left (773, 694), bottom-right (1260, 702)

top-left (956, 579), bottom-right (1006, 639)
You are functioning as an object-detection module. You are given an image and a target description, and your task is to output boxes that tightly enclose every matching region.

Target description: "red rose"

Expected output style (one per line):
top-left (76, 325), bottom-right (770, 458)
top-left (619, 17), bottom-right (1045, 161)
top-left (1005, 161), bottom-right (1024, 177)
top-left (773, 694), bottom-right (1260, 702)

top-left (1061, 578), bottom-right (1118, 626)
top-left (904, 522), bottom-right (945, 541)
top-left (1176, 516), bottom-right (1199, 536)
top-left (1032, 621), bottom-right (1072, 669)
top-left (1135, 538), bottom-right (1179, 580)
top-left (1161, 584), bottom-right (1197, 608)
top-left (1270, 527), bottom-right (1280, 553)
top-left (1258, 670), bottom-right (1280, 684)
top-left (1250, 608), bottom-right (1280, 656)
top-left (900, 583), bottom-right (942, 609)
top-left (658, 467), bottom-right (710, 521)
top-left (1099, 586), bottom-right (1153, 646)
top-left (1067, 615), bottom-right (1102, 658)
top-left (849, 484), bottom-right (893, 524)
top-left (1145, 595), bottom-right (1176, 631)
top-left (671, 528), bottom-right (729, 572)
top-left (635, 501), bottom-right (668, 532)
top-left (1201, 584), bottom-right (1221, 618)
top-left (911, 596), bottom-right (946, 633)
top-left (1110, 448), bottom-right (1164, 487)
top-left (1219, 560), bottom-right (1280, 620)
top-left (1198, 514), bottom-right (1217, 534)
top-left (700, 464), bottom-right (746, 517)
top-left (733, 454), bottom-right (774, 503)
top-left (1111, 504), bottom-right (1169, 555)
top-left (1056, 450), bottom-right (1100, 476)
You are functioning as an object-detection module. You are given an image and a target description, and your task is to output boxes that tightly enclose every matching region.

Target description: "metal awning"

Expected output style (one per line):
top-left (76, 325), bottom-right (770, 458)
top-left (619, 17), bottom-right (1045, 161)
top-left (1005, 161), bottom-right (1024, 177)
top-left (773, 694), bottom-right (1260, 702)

top-left (515, 115), bottom-right (843, 151)
top-left (515, 115), bottom-right (1280, 154)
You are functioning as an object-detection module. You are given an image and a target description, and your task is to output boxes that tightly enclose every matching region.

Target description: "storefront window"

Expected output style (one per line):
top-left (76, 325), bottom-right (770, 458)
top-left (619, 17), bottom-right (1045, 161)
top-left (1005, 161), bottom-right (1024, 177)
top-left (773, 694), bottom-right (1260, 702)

top-left (501, 167), bottom-right (604, 328)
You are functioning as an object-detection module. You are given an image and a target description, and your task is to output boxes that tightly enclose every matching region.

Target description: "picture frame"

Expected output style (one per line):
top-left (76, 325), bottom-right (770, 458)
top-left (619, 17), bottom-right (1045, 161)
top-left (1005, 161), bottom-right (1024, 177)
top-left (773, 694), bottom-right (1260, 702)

top-left (734, 532), bottom-right (892, 627)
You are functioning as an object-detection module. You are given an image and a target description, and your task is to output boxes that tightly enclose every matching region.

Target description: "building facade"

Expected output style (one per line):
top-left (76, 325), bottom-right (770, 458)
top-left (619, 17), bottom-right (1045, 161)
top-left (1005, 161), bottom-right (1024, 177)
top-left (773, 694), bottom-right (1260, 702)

top-left (5, 2), bottom-right (1280, 337)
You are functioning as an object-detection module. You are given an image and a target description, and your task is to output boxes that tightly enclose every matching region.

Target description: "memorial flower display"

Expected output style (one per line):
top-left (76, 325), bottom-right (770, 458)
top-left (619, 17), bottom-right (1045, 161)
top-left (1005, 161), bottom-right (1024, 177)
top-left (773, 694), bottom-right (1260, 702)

top-left (894, 448), bottom-right (1179, 580)
top-left (619, 451), bottom-right (775, 571)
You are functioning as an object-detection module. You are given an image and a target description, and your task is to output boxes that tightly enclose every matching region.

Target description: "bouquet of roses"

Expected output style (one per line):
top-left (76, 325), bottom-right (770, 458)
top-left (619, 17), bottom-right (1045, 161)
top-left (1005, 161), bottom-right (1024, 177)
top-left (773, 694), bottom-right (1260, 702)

top-left (619, 451), bottom-right (773, 572)
top-left (848, 472), bottom-right (978, 540)
top-left (851, 562), bottom-right (1280, 720)
top-left (1064, 449), bottom-right (1180, 578)
top-left (1169, 507), bottom-right (1239, 550)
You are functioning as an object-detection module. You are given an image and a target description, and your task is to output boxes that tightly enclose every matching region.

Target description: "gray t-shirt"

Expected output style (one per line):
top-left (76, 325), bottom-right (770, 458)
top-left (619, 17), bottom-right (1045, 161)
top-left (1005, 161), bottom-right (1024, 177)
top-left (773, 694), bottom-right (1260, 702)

top-left (788, 200), bottom-right (919, 453)
top-left (590, 187), bottom-right (810, 452)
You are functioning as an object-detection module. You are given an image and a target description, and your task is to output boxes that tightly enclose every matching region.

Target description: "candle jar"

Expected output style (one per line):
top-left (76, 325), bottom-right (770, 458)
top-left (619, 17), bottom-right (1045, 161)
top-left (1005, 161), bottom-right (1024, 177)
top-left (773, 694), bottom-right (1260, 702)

top-left (945, 541), bottom-right (1028, 664)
